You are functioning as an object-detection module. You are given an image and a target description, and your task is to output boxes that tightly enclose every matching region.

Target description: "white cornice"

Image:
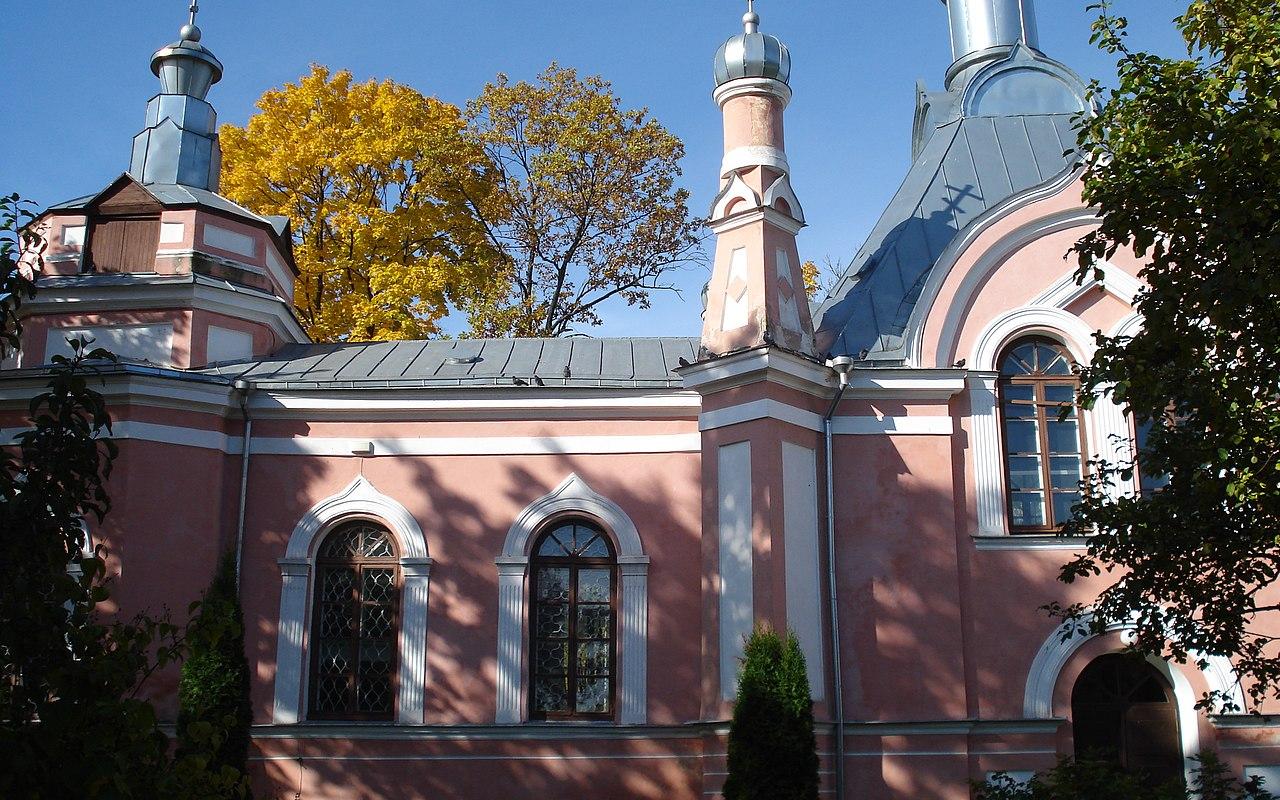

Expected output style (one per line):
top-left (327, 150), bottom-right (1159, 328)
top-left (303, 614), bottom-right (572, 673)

top-left (709, 207), bottom-right (805, 236)
top-left (22, 278), bottom-right (309, 343)
top-left (678, 347), bottom-right (832, 397)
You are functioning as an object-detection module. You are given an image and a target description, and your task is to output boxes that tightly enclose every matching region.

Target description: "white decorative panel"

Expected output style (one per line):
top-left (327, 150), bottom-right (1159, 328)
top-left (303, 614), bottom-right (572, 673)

top-left (206, 325), bottom-right (255, 364)
top-left (46, 324), bottom-right (174, 366)
top-left (782, 442), bottom-right (825, 699)
top-left (718, 441), bottom-right (754, 699)
top-left (776, 248), bottom-right (802, 334)
top-left (721, 247), bottom-right (750, 331)
top-left (159, 222), bottom-right (185, 244)
top-left (202, 223), bottom-right (257, 259)
top-left (61, 225), bottom-right (85, 247)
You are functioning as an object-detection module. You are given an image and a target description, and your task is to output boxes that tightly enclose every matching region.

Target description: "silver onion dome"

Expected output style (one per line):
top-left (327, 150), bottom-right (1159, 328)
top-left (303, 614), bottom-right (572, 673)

top-left (150, 5), bottom-right (223, 101)
top-left (713, 9), bottom-right (791, 87)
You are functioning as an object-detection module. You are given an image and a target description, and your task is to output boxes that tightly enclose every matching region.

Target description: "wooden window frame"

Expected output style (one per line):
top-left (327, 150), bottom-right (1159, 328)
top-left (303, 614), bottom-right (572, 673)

top-left (998, 337), bottom-right (1089, 534)
top-left (528, 519), bottom-right (618, 722)
top-left (307, 521), bottom-right (401, 722)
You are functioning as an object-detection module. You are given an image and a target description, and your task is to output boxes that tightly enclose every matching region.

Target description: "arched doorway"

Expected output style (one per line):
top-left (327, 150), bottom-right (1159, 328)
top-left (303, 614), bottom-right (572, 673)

top-left (1071, 653), bottom-right (1184, 788)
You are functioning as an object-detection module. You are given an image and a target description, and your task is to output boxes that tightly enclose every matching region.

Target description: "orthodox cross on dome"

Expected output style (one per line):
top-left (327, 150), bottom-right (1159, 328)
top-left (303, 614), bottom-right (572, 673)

top-left (180, 0), bottom-right (203, 41)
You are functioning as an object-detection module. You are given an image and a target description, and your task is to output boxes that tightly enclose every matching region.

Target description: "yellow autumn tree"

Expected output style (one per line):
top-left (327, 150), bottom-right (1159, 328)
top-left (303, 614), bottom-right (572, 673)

top-left (453, 64), bottom-right (706, 337)
top-left (219, 65), bottom-right (498, 341)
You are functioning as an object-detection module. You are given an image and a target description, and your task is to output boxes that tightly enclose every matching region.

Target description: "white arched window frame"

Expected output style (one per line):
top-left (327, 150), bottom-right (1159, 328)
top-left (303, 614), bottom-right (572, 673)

top-left (969, 306), bottom-right (1138, 538)
top-left (495, 474), bottom-right (649, 725)
top-left (273, 476), bottom-right (432, 725)
top-left (1024, 614), bottom-right (1245, 782)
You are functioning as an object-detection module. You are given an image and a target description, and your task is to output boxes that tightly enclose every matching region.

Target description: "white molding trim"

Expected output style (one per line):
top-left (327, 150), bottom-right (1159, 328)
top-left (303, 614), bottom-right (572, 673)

top-left (1023, 614), bottom-right (1246, 720)
top-left (1029, 260), bottom-right (1142, 310)
top-left (713, 76), bottom-right (792, 108)
top-left (709, 206), bottom-right (806, 236)
top-left (712, 173), bottom-right (761, 221)
top-left (968, 308), bottom-right (1139, 538)
top-left (495, 474), bottom-right (649, 725)
top-left (700, 399), bottom-right (822, 433)
top-left (762, 174), bottom-right (805, 224)
top-left (679, 348), bottom-right (833, 397)
top-left (273, 476), bottom-right (432, 726)
top-left (24, 278), bottom-right (309, 343)
top-left (697, 399), bottom-right (953, 436)
top-left (720, 145), bottom-right (790, 179)
top-left (253, 433), bottom-right (701, 458)
top-left (831, 415), bottom-right (953, 436)
top-left (919, 204), bottom-right (1098, 368)
top-left (1, 425), bottom-right (701, 458)
top-left (971, 306), bottom-right (1097, 371)
top-left (249, 390), bottom-right (701, 418)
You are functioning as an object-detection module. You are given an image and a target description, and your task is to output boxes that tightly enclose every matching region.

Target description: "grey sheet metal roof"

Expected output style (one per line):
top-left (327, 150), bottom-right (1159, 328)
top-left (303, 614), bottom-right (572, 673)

top-left (813, 111), bottom-right (1078, 360)
top-left (51, 181), bottom-right (271, 224)
top-left (200, 337), bottom-right (700, 390)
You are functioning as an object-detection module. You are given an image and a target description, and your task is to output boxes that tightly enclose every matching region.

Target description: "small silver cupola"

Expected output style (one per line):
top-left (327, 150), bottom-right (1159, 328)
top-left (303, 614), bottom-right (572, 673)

top-left (129, 2), bottom-right (224, 191)
top-left (942, 0), bottom-right (1040, 85)
top-left (150, 2), bottom-right (224, 101)
top-left (714, 1), bottom-right (791, 87)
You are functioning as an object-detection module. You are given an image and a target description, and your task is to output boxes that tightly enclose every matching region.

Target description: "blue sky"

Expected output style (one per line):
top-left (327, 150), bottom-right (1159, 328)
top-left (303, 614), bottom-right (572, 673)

top-left (0, 1), bottom-right (1190, 339)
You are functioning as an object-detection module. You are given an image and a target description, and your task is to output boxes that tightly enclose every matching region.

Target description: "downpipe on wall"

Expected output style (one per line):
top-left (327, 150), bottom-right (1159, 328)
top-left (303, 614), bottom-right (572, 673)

top-left (234, 378), bottom-right (253, 595)
top-left (824, 355), bottom-right (855, 800)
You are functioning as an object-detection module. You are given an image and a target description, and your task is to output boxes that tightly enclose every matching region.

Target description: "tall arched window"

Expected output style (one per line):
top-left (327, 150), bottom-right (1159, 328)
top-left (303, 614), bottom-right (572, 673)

top-left (309, 521), bottom-right (400, 720)
top-left (1072, 654), bottom-right (1183, 788)
top-left (998, 337), bottom-right (1086, 532)
top-left (529, 520), bottom-right (616, 720)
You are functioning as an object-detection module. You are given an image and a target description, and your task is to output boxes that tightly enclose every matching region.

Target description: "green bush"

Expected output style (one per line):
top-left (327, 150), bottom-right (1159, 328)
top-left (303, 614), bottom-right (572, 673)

top-left (975, 753), bottom-right (1273, 800)
top-left (723, 627), bottom-right (819, 800)
top-left (177, 551), bottom-right (252, 793)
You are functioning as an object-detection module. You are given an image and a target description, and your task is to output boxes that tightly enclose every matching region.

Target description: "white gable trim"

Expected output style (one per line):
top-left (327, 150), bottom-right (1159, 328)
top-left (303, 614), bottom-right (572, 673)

top-left (711, 173), bottom-right (762, 221)
top-left (273, 476), bottom-right (432, 725)
top-left (495, 474), bottom-right (649, 725)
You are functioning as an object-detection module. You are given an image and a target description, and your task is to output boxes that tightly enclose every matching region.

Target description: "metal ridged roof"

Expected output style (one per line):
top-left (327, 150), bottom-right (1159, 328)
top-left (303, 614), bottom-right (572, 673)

top-left (813, 112), bottom-right (1079, 360)
top-left (200, 337), bottom-right (700, 390)
top-left (49, 181), bottom-right (290, 237)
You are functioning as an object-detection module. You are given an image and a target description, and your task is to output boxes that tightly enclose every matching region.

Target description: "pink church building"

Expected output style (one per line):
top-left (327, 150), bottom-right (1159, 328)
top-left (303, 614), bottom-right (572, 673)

top-left (8, 2), bottom-right (1280, 798)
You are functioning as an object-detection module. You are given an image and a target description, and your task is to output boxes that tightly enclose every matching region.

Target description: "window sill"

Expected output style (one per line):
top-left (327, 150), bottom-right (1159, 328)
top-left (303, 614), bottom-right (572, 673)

top-left (971, 534), bottom-right (1091, 551)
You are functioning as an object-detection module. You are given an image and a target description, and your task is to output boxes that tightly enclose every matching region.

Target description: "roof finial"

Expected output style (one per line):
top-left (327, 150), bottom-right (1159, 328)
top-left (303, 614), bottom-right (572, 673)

top-left (743, 0), bottom-right (759, 33)
top-left (180, 1), bottom-right (202, 42)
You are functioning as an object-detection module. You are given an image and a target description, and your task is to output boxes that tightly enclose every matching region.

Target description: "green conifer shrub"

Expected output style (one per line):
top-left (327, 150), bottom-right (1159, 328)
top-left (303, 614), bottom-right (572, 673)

top-left (723, 627), bottom-right (820, 800)
top-left (177, 551), bottom-right (253, 788)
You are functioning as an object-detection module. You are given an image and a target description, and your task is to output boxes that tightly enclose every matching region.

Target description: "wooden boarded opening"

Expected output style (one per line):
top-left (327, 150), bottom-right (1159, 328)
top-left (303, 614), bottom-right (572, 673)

top-left (85, 177), bottom-right (163, 274)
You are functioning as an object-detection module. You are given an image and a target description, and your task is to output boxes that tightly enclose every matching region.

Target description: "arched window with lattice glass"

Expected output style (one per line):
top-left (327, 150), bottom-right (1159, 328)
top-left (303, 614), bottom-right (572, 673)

top-left (998, 337), bottom-right (1087, 533)
top-left (529, 520), bottom-right (616, 720)
top-left (309, 521), bottom-right (400, 720)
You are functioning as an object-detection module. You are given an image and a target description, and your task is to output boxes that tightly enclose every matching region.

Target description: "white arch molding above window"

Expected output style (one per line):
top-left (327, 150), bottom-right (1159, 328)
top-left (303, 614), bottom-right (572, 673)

top-left (495, 473), bottom-right (649, 725)
top-left (968, 306), bottom-right (1136, 538)
top-left (272, 475), bottom-right (432, 725)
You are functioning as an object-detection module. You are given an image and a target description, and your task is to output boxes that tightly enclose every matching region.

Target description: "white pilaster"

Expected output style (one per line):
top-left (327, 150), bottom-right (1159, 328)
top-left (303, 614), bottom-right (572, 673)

top-left (494, 559), bottom-right (527, 724)
top-left (970, 373), bottom-right (1010, 537)
top-left (272, 558), bottom-right (311, 724)
top-left (782, 442), bottom-right (825, 699)
top-left (718, 441), bottom-right (755, 699)
top-left (397, 557), bottom-right (433, 725)
top-left (619, 557), bottom-right (650, 724)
